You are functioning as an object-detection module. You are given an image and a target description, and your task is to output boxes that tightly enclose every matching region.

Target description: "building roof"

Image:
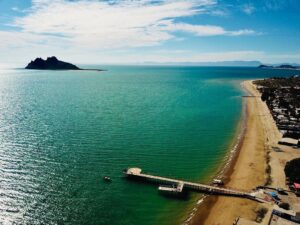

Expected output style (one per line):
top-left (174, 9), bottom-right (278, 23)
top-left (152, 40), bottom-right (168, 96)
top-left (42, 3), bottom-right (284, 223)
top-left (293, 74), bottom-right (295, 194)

top-left (273, 205), bottom-right (296, 217)
top-left (279, 138), bottom-right (298, 145)
top-left (270, 192), bottom-right (278, 197)
top-left (294, 183), bottom-right (300, 189)
top-left (269, 214), bottom-right (299, 225)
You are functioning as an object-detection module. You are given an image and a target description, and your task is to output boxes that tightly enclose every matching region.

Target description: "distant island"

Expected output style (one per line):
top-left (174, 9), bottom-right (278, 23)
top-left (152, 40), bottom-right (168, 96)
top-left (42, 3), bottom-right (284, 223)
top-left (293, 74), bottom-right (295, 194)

top-left (25, 57), bottom-right (104, 71)
top-left (258, 64), bottom-right (300, 70)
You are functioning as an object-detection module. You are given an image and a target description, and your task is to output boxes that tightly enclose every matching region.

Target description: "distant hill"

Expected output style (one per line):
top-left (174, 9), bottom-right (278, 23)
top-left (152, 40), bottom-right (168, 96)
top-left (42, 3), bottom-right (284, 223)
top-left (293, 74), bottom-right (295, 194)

top-left (258, 64), bottom-right (300, 70)
top-left (142, 61), bottom-right (262, 67)
top-left (25, 56), bottom-right (81, 70)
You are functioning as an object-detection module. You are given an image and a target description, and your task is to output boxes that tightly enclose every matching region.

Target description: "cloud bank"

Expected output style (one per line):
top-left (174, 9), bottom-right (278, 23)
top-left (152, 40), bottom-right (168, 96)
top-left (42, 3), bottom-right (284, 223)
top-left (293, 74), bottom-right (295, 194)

top-left (4, 0), bottom-right (256, 51)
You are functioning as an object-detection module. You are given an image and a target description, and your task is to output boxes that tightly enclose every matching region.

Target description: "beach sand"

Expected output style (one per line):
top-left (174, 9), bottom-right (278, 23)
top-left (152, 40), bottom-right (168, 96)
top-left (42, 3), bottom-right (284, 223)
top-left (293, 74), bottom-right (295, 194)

top-left (188, 80), bottom-right (297, 225)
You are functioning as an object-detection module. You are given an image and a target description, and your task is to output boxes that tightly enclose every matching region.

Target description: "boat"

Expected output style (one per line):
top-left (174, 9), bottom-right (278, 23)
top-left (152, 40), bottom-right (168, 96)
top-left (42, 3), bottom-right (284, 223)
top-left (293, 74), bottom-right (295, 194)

top-left (103, 176), bottom-right (112, 182)
top-left (212, 179), bottom-right (224, 185)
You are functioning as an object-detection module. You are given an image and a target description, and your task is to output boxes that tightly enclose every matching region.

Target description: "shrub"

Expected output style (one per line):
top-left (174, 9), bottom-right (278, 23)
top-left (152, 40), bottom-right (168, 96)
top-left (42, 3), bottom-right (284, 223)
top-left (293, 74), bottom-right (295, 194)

top-left (279, 202), bottom-right (290, 210)
top-left (255, 207), bottom-right (268, 222)
top-left (284, 158), bottom-right (300, 183)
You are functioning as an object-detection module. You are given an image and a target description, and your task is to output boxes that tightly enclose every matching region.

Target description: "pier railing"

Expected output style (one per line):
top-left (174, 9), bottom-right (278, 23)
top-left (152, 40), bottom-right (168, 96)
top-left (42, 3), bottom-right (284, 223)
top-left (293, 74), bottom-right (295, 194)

top-left (124, 168), bottom-right (266, 202)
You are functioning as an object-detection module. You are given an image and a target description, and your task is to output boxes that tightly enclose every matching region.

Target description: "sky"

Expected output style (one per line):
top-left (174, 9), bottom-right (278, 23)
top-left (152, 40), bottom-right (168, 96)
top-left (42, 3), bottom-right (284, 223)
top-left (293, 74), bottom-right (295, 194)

top-left (0, 0), bottom-right (300, 66)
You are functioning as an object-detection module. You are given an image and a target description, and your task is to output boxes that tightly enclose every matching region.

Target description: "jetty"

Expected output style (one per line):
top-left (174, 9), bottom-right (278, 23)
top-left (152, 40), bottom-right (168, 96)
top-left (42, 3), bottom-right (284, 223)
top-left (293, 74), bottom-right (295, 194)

top-left (124, 168), bottom-right (266, 202)
top-left (242, 95), bottom-right (260, 98)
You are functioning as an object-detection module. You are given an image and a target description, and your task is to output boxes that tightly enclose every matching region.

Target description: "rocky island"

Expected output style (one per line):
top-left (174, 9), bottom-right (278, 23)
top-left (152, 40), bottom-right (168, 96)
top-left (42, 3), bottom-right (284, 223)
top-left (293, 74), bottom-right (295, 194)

top-left (25, 57), bottom-right (103, 71)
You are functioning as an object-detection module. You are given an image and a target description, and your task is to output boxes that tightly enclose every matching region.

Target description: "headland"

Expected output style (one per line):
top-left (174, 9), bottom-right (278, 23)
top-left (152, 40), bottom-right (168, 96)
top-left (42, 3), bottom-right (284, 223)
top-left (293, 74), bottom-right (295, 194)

top-left (25, 56), bottom-right (104, 71)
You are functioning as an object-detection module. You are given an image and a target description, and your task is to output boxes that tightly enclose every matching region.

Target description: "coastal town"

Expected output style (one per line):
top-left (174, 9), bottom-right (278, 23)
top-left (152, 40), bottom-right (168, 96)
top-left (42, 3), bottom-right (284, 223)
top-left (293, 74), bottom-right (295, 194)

top-left (233, 77), bottom-right (300, 225)
top-left (1, 1), bottom-right (300, 225)
top-left (254, 76), bottom-right (300, 147)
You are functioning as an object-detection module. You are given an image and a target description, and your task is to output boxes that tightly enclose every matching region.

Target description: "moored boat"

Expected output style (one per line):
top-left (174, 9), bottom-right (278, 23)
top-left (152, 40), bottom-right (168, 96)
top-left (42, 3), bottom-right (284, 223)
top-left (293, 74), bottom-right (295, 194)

top-left (103, 176), bottom-right (112, 182)
top-left (212, 179), bottom-right (224, 185)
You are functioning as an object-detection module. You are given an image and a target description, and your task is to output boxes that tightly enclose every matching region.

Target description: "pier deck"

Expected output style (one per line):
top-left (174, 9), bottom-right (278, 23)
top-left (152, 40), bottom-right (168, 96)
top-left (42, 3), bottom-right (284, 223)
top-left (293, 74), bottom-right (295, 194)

top-left (124, 168), bottom-right (266, 202)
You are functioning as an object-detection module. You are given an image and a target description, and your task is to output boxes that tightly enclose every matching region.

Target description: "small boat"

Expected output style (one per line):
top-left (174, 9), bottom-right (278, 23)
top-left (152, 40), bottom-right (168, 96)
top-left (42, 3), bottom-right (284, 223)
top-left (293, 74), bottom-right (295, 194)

top-left (212, 179), bottom-right (224, 185)
top-left (103, 176), bottom-right (112, 182)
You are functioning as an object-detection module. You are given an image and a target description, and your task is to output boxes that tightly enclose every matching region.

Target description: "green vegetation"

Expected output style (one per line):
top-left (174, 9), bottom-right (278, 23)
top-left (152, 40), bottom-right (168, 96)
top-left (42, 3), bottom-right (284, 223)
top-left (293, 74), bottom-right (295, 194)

top-left (254, 76), bottom-right (300, 88)
top-left (278, 202), bottom-right (290, 210)
top-left (265, 148), bottom-right (272, 186)
top-left (284, 158), bottom-right (300, 183)
top-left (255, 207), bottom-right (268, 222)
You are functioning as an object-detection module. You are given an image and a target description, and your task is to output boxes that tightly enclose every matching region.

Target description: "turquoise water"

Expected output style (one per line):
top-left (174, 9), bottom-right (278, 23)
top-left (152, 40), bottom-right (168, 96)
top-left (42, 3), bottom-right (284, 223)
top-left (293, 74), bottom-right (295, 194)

top-left (0, 67), bottom-right (296, 225)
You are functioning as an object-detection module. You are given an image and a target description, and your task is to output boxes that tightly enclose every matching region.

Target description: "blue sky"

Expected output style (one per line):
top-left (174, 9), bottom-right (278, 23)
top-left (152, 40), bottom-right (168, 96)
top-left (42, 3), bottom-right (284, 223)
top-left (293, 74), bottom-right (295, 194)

top-left (0, 0), bottom-right (300, 66)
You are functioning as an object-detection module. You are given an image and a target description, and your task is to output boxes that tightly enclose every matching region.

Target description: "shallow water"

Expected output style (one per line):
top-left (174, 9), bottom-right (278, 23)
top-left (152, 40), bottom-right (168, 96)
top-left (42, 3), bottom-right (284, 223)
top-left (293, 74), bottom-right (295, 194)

top-left (0, 66), bottom-right (296, 225)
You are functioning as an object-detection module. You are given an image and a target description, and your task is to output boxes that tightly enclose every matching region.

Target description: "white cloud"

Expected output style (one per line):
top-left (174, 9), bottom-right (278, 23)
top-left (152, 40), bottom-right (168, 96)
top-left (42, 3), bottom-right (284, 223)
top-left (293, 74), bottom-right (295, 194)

top-left (11, 0), bottom-right (201, 48)
top-left (264, 0), bottom-right (288, 10)
top-left (241, 4), bottom-right (255, 15)
top-left (0, 0), bottom-right (267, 66)
top-left (4, 0), bottom-right (257, 50)
top-left (209, 9), bottom-right (229, 17)
top-left (11, 7), bottom-right (20, 12)
top-left (168, 23), bottom-right (256, 36)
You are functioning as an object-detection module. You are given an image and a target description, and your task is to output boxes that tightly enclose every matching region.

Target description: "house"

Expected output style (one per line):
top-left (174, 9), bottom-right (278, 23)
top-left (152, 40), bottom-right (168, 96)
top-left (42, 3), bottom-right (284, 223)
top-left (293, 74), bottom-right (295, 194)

top-left (278, 138), bottom-right (299, 147)
top-left (294, 183), bottom-right (300, 195)
top-left (269, 205), bottom-right (299, 225)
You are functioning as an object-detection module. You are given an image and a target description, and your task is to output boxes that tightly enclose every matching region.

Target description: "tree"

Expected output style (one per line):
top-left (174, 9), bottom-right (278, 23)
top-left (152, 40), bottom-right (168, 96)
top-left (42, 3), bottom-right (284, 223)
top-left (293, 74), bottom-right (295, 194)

top-left (284, 158), bottom-right (300, 183)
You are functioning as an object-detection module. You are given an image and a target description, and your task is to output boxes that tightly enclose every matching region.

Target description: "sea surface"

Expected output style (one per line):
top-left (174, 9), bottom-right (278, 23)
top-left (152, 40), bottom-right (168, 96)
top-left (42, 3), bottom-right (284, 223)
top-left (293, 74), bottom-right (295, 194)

top-left (0, 66), bottom-right (297, 225)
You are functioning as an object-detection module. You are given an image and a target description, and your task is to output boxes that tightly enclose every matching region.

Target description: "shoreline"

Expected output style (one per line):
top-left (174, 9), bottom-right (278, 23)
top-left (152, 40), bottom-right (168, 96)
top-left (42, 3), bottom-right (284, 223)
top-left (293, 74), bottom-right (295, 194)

top-left (186, 80), bottom-right (270, 225)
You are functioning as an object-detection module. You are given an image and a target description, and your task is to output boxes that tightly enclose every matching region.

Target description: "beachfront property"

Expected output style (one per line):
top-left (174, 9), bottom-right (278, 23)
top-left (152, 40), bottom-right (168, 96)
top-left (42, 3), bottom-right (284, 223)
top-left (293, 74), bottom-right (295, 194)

top-left (235, 204), bottom-right (300, 225)
top-left (234, 204), bottom-right (300, 225)
top-left (268, 205), bottom-right (300, 225)
top-left (225, 79), bottom-right (300, 225)
top-left (279, 138), bottom-right (300, 147)
top-left (254, 77), bottom-right (300, 147)
top-left (2, 0), bottom-right (300, 224)
top-left (294, 183), bottom-right (300, 195)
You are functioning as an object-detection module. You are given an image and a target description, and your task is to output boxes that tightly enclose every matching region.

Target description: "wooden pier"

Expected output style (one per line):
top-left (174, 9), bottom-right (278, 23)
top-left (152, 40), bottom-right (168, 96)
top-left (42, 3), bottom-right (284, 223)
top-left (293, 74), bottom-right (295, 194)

top-left (124, 168), bottom-right (266, 202)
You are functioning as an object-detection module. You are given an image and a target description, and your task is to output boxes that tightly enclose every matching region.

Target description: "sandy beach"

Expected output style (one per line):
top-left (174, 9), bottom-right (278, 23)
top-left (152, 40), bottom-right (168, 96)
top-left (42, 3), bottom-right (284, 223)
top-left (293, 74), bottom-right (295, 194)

top-left (189, 80), bottom-right (300, 225)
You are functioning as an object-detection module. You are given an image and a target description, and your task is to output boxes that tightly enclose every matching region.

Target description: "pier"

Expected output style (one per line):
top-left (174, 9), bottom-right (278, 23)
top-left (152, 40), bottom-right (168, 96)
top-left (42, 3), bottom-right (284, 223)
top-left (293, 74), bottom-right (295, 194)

top-left (242, 95), bottom-right (260, 98)
top-left (124, 168), bottom-right (266, 202)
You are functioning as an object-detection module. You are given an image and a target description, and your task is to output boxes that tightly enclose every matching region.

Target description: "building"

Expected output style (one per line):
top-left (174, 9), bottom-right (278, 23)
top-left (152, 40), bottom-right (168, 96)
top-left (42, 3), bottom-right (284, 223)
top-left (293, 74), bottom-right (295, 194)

top-left (278, 138), bottom-right (299, 147)
top-left (294, 183), bottom-right (300, 195)
top-left (269, 205), bottom-right (300, 225)
top-left (234, 218), bottom-right (260, 225)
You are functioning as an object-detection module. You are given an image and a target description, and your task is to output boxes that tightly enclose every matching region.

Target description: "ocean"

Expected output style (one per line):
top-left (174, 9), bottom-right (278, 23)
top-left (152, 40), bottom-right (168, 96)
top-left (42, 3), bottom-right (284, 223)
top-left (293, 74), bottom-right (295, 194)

top-left (0, 66), bottom-right (296, 225)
